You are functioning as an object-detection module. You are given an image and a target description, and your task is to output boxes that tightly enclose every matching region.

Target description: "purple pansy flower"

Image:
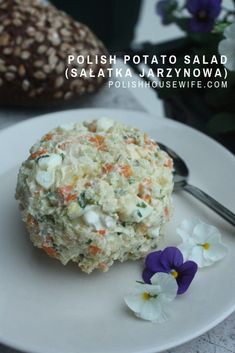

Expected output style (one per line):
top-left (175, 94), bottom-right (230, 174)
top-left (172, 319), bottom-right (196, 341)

top-left (186, 0), bottom-right (221, 32)
top-left (142, 247), bottom-right (198, 295)
top-left (156, 0), bottom-right (177, 24)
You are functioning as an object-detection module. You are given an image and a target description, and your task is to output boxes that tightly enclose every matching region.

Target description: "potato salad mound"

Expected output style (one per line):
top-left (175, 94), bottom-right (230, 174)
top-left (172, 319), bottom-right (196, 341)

top-left (16, 118), bottom-right (174, 273)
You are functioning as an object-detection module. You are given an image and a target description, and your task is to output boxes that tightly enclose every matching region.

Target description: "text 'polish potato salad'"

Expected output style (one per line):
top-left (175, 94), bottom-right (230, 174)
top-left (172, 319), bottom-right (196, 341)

top-left (16, 118), bottom-right (174, 273)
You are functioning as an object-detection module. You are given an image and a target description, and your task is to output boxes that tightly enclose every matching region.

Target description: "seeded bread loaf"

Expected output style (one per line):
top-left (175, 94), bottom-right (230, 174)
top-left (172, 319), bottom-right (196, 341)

top-left (0, 0), bottom-right (109, 107)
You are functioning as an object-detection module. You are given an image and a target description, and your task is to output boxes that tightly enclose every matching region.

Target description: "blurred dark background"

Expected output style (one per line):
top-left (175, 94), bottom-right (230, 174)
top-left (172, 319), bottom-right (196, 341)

top-left (50, 0), bottom-right (142, 52)
top-left (50, 0), bottom-right (235, 153)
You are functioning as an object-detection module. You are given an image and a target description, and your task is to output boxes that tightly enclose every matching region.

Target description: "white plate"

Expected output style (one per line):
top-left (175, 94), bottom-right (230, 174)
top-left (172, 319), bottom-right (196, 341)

top-left (0, 108), bottom-right (234, 353)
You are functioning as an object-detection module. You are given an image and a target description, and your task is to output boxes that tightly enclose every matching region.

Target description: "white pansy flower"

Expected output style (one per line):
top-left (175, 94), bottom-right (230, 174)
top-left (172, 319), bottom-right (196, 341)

top-left (124, 273), bottom-right (177, 322)
top-left (177, 219), bottom-right (228, 268)
top-left (218, 23), bottom-right (235, 71)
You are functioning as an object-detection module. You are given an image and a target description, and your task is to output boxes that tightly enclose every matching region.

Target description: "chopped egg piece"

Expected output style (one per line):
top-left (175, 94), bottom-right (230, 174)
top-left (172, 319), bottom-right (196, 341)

top-left (67, 202), bottom-right (83, 220)
top-left (104, 215), bottom-right (116, 228)
top-left (58, 123), bottom-right (75, 131)
top-left (35, 170), bottom-right (54, 189)
top-left (96, 117), bottom-right (114, 132)
top-left (126, 145), bottom-right (140, 160)
top-left (83, 206), bottom-right (103, 230)
top-left (118, 195), bottom-right (153, 223)
top-left (148, 226), bottom-right (160, 238)
top-left (38, 154), bottom-right (62, 171)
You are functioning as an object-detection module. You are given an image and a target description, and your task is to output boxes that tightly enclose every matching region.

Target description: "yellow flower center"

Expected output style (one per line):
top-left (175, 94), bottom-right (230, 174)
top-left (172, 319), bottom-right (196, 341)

top-left (202, 242), bottom-right (210, 250)
top-left (142, 292), bottom-right (151, 301)
top-left (198, 10), bottom-right (207, 20)
top-left (171, 270), bottom-right (179, 279)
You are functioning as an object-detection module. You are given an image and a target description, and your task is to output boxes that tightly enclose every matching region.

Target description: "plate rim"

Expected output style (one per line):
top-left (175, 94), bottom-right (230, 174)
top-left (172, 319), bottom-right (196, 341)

top-left (0, 108), bottom-right (234, 353)
top-left (0, 305), bottom-right (234, 353)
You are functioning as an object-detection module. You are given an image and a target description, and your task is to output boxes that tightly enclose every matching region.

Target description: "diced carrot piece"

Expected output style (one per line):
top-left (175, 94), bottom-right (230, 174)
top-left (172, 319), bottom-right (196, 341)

top-left (142, 194), bottom-right (152, 203)
top-left (103, 163), bottom-right (114, 173)
top-left (89, 137), bottom-right (96, 143)
top-left (120, 165), bottom-right (132, 178)
top-left (30, 149), bottom-right (47, 159)
top-left (164, 158), bottom-right (173, 168)
top-left (89, 245), bottom-right (101, 256)
top-left (89, 135), bottom-right (107, 151)
top-left (89, 135), bottom-right (105, 145)
top-left (43, 133), bottom-right (53, 142)
top-left (125, 137), bottom-right (136, 144)
top-left (99, 262), bottom-right (108, 271)
top-left (164, 207), bottom-right (169, 217)
top-left (98, 229), bottom-right (106, 236)
top-left (58, 185), bottom-right (73, 195)
top-left (66, 194), bottom-right (77, 202)
top-left (42, 245), bottom-right (57, 258)
top-left (57, 185), bottom-right (76, 202)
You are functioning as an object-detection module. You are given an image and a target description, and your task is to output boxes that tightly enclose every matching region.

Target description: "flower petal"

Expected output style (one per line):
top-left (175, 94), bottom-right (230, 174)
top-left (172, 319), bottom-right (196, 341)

top-left (151, 272), bottom-right (178, 301)
top-left (186, 0), bottom-right (199, 14)
top-left (142, 268), bottom-right (155, 284)
top-left (156, 0), bottom-right (167, 16)
top-left (124, 281), bottom-right (172, 322)
top-left (191, 245), bottom-right (213, 267)
top-left (124, 293), bottom-right (144, 313)
top-left (189, 18), bottom-right (214, 33)
top-left (160, 247), bottom-right (184, 270)
top-left (192, 223), bottom-right (211, 243)
top-left (134, 283), bottom-right (160, 296)
top-left (193, 222), bottom-right (220, 243)
top-left (189, 245), bottom-right (205, 266)
top-left (204, 240), bottom-right (228, 262)
top-left (177, 261), bottom-right (198, 294)
top-left (218, 39), bottom-right (235, 71)
top-left (187, 0), bottom-right (221, 18)
top-left (224, 23), bottom-right (235, 40)
top-left (208, 0), bottom-right (221, 18)
top-left (177, 218), bottom-right (198, 243)
top-left (138, 299), bottom-right (164, 322)
top-left (178, 242), bottom-right (194, 261)
top-left (145, 250), bottom-right (165, 272)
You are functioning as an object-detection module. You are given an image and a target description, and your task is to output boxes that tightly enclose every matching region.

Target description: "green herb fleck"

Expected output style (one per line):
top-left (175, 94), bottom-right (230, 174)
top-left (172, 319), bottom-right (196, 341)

top-left (137, 202), bottom-right (147, 208)
top-left (47, 192), bottom-right (59, 206)
top-left (137, 210), bottom-right (142, 218)
top-left (77, 191), bottom-right (87, 209)
top-left (128, 177), bottom-right (135, 184)
top-left (36, 154), bottom-right (49, 163)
